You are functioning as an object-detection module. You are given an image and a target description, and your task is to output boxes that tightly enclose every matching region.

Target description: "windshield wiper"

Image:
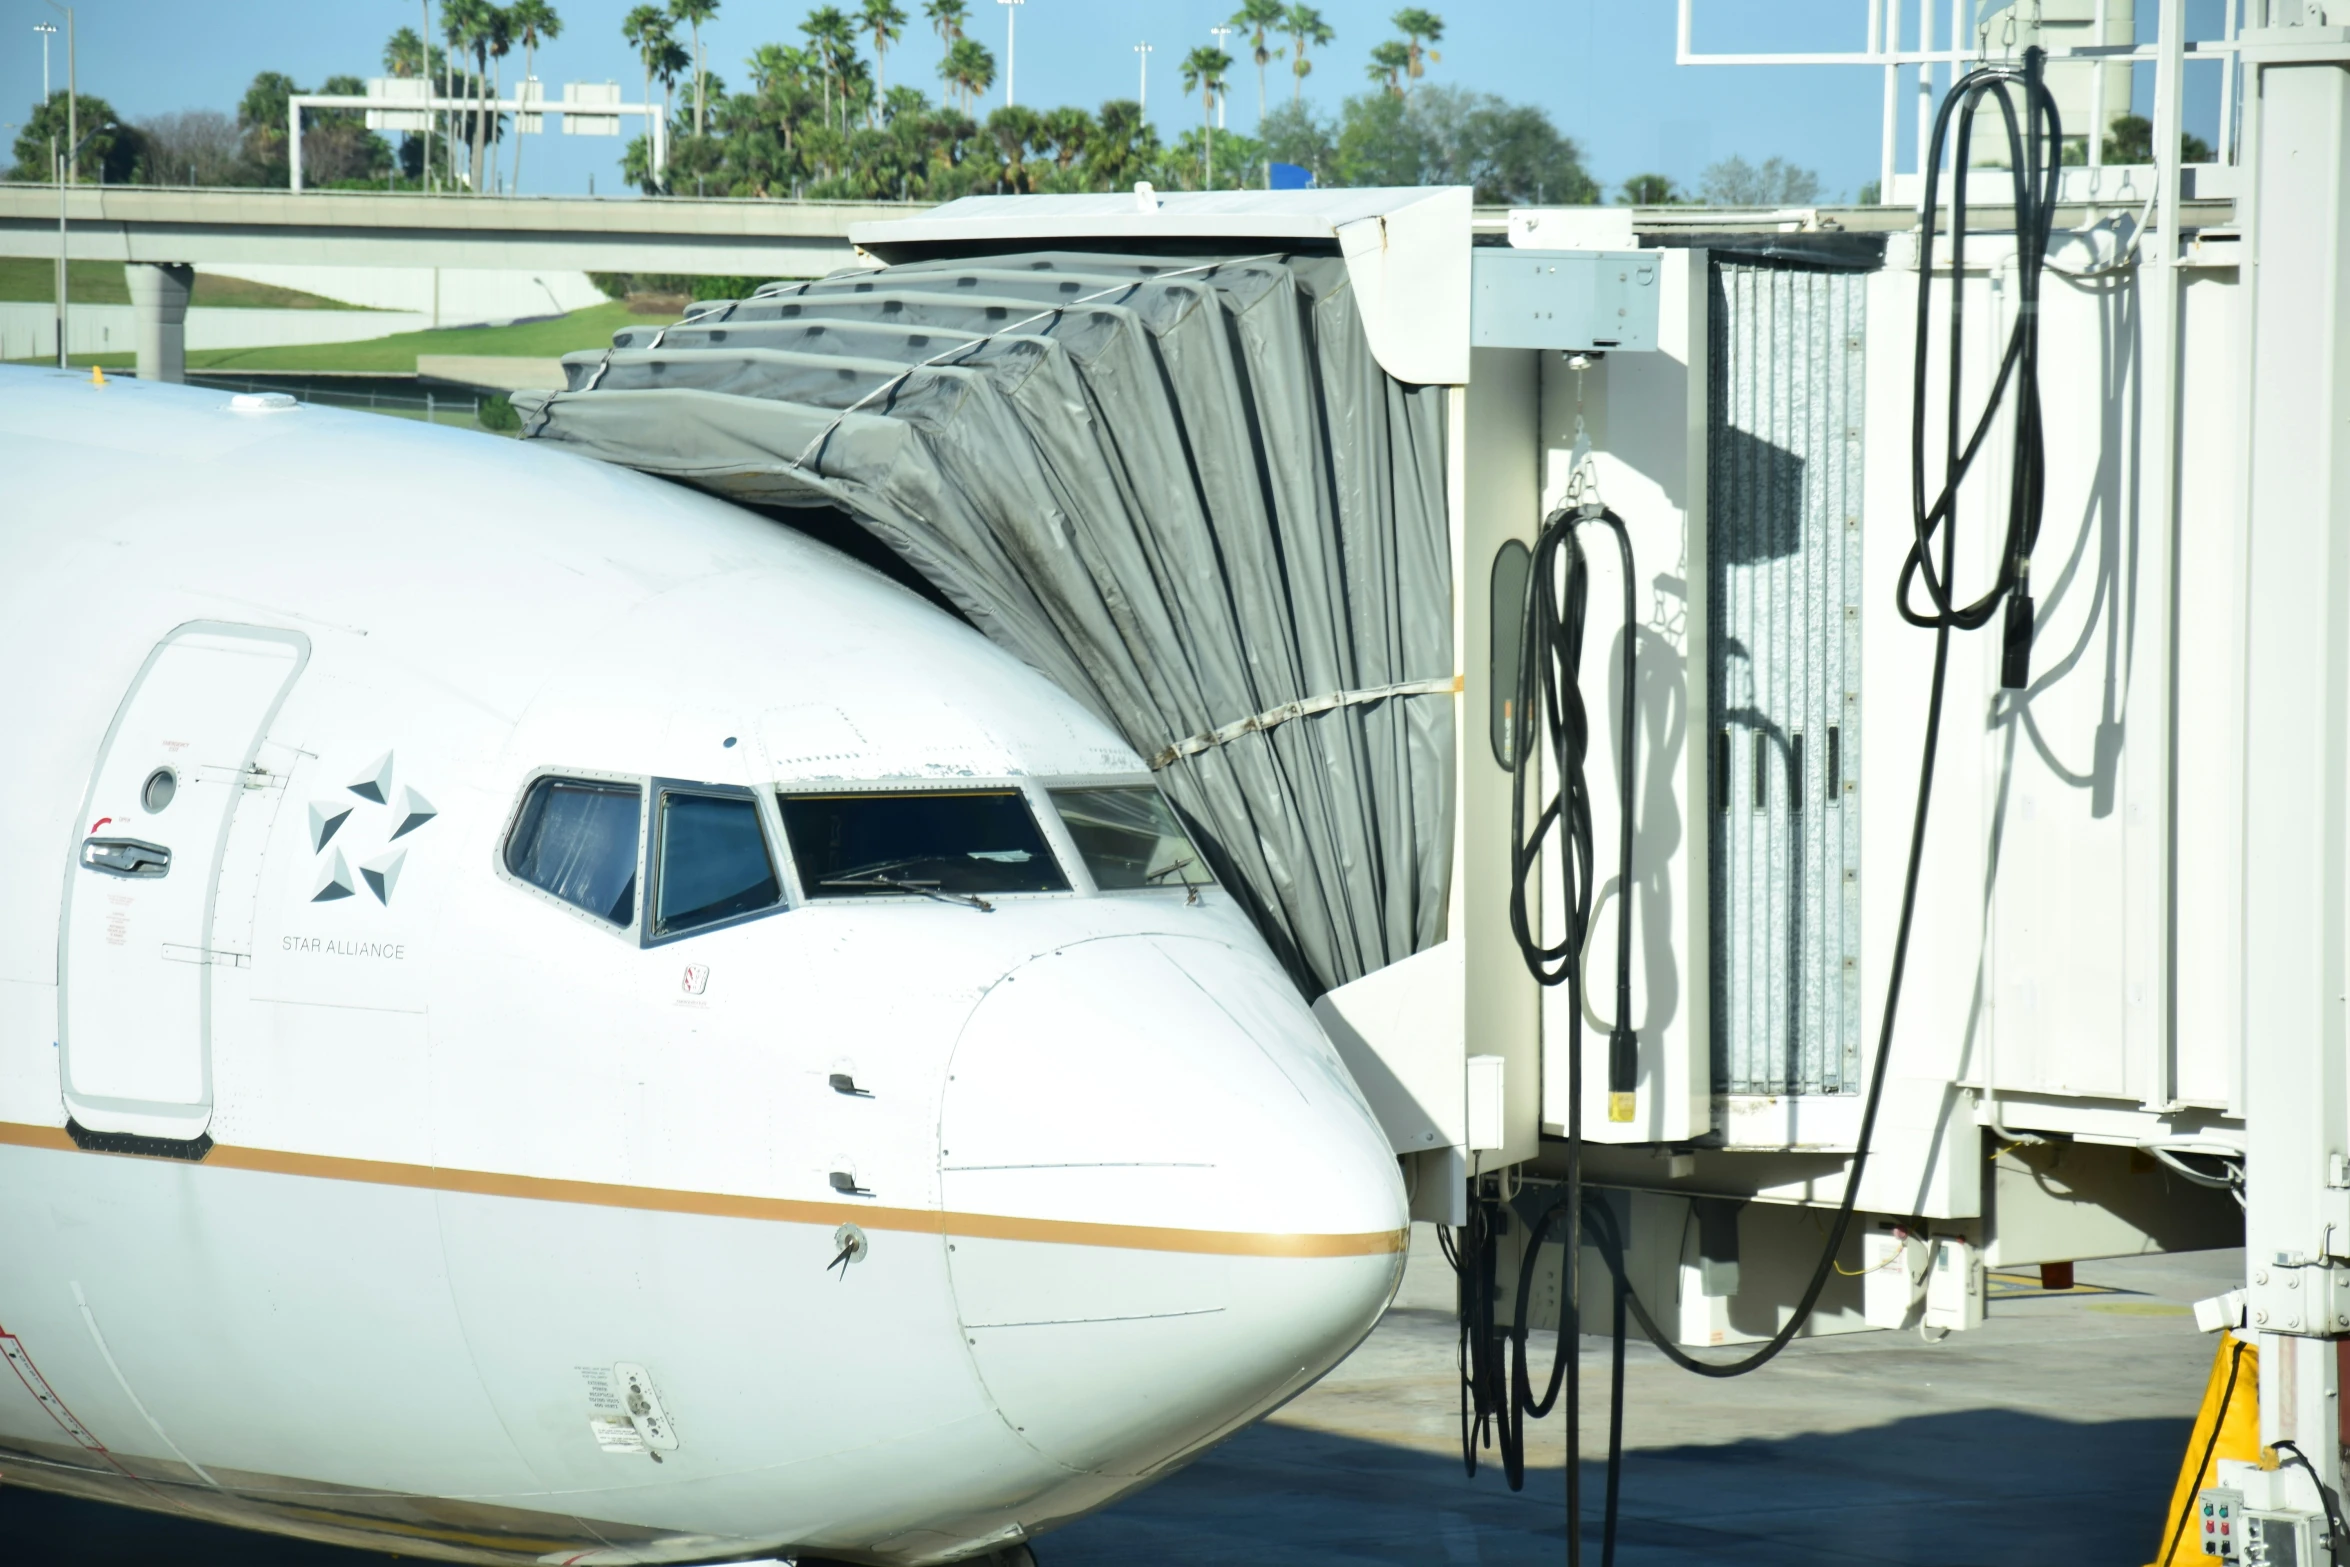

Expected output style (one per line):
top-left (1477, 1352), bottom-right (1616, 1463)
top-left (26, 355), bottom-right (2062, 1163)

top-left (818, 871), bottom-right (994, 913)
top-left (1144, 854), bottom-right (1202, 904)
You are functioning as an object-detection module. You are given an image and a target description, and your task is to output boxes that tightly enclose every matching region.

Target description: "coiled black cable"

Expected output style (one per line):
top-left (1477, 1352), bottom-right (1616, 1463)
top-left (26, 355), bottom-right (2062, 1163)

top-left (1457, 500), bottom-right (1636, 1562)
top-left (1460, 45), bottom-right (2064, 1563)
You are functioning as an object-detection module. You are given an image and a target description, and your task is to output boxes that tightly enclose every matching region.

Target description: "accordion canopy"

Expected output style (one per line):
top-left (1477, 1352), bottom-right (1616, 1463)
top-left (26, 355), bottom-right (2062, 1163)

top-left (516, 248), bottom-right (1454, 998)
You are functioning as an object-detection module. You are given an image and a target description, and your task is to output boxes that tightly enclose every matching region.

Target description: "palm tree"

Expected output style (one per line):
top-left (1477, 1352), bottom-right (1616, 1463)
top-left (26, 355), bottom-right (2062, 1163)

top-left (1041, 104), bottom-right (1090, 172)
top-left (654, 34), bottom-right (691, 150)
top-left (506, 1), bottom-right (560, 193)
top-left (383, 26), bottom-right (427, 77)
top-left (622, 7), bottom-right (671, 178)
top-left (669, 0), bottom-right (719, 139)
top-left (1282, 5), bottom-right (1333, 106)
top-left (939, 35), bottom-right (994, 112)
top-left (485, 7), bottom-right (515, 191)
top-left (925, 0), bottom-right (967, 47)
top-left (1180, 45), bottom-right (1230, 188)
top-left (1391, 8), bottom-right (1442, 91)
top-left (504, 2), bottom-right (559, 192)
top-left (1367, 40), bottom-right (1410, 96)
top-left (862, 0), bottom-right (907, 121)
top-left (802, 7), bottom-right (856, 132)
top-left (1229, 0), bottom-right (1285, 126)
top-left (441, 0), bottom-right (485, 188)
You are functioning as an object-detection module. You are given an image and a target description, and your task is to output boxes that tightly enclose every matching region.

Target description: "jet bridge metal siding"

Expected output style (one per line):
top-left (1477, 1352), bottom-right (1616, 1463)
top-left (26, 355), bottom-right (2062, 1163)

top-left (1706, 259), bottom-right (1866, 1098)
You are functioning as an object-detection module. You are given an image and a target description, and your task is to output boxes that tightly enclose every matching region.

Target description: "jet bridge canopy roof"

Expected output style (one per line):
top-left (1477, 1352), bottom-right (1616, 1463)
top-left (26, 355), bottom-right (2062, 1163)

top-left (850, 187), bottom-right (1472, 386)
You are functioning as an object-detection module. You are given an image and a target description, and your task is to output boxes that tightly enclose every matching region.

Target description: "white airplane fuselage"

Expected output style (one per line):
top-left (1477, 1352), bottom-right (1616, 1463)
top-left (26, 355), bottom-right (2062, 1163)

top-left (0, 369), bottom-right (1408, 1564)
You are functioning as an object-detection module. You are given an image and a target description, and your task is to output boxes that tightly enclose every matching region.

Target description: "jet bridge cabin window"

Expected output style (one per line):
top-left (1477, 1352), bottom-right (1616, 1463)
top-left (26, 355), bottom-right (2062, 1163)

top-left (780, 789), bottom-right (1069, 899)
top-left (506, 777), bottom-right (642, 927)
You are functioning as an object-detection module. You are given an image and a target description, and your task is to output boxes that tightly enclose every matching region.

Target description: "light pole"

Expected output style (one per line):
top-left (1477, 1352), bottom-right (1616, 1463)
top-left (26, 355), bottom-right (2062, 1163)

top-left (999, 0), bottom-right (1023, 107)
top-left (55, 120), bottom-right (109, 368)
top-left (43, 4), bottom-right (74, 185)
top-left (1208, 23), bottom-right (1235, 129)
top-left (1134, 41), bottom-right (1151, 116)
top-left (33, 21), bottom-right (54, 101)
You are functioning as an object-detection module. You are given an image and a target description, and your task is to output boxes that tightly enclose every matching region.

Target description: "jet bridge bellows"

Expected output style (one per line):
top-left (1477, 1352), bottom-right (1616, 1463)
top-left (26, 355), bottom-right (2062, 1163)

top-left (516, 248), bottom-right (1454, 997)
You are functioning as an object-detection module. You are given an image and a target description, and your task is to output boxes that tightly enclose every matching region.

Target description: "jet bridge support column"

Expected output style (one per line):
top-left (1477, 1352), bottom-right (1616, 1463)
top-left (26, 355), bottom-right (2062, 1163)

top-left (126, 262), bottom-right (193, 384)
top-left (2239, 21), bottom-right (2350, 1510)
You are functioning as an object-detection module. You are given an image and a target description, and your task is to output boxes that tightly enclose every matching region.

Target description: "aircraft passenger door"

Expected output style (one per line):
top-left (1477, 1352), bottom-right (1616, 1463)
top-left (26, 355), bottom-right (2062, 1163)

top-left (60, 622), bottom-right (309, 1143)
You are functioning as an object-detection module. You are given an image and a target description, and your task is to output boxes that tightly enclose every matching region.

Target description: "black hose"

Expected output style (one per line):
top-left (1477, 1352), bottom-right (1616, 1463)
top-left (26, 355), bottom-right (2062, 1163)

top-left (1461, 45), bottom-right (2064, 1561)
top-left (1587, 45), bottom-right (2063, 1385)
top-left (1460, 500), bottom-right (1637, 1556)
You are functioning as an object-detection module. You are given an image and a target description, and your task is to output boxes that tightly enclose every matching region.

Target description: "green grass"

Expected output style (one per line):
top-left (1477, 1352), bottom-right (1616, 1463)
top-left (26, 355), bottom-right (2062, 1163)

top-left (0, 259), bottom-right (369, 310)
top-left (18, 300), bottom-right (676, 373)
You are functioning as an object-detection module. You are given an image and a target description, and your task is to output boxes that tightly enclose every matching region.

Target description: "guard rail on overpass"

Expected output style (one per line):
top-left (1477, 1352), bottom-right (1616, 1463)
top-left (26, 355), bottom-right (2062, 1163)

top-left (0, 184), bottom-right (914, 275)
top-left (0, 184), bottom-right (919, 380)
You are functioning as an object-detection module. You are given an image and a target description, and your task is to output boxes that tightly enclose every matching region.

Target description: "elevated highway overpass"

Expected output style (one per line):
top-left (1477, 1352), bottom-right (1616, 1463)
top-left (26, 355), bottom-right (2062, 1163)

top-left (0, 185), bottom-right (917, 378)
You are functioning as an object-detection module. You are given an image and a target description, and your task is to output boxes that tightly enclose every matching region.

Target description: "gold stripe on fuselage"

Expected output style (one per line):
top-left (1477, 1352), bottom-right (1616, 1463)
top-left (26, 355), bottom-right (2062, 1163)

top-left (0, 1121), bottom-right (1406, 1259)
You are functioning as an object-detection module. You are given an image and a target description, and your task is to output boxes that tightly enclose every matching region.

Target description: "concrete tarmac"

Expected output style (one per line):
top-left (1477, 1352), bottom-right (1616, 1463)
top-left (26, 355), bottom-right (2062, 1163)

top-left (0, 1228), bottom-right (2236, 1566)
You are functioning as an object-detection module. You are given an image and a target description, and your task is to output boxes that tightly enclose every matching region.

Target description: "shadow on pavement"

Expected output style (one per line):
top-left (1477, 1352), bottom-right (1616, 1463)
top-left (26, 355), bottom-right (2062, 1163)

top-left (1, 1403), bottom-right (2184, 1567)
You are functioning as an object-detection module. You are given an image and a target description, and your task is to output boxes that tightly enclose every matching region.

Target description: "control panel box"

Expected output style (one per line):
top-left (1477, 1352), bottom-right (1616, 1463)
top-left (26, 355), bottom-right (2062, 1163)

top-left (1469, 249), bottom-right (1661, 353)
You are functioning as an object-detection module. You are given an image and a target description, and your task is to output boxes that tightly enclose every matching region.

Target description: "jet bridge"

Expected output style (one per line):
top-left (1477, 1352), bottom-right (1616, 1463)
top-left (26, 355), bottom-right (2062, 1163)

top-left (517, 14), bottom-right (2350, 1531)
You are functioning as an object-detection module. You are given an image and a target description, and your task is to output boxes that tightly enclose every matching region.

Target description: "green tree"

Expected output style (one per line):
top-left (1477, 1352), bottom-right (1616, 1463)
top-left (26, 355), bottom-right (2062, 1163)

top-left (1083, 98), bottom-right (1158, 190)
top-left (1617, 171), bottom-right (1677, 204)
top-left (803, 7), bottom-right (857, 131)
top-left (1259, 99), bottom-right (1334, 183)
top-left (1367, 40), bottom-right (1410, 96)
top-left (1391, 8), bottom-right (1442, 90)
top-left (925, 0), bottom-right (968, 45)
top-left (1230, 0), bottom-right (1286, 126)
top-left (623, 5), bottom-right (674, 182)
top-left (1323, 85), bottom-right (1594, 203)
top-left (10, 90), bottom-right (140, 183)
top-left (940, 36), bottom-right (995, 113)
top-left (508, 1), bottom-right (563, 193)
top-left (441, 0), bottom-right (494, 191)
top-left (1282, 5), bottom-right (1334, 106)
top-left (862, 0), bottom-right (908, 117)
top-left (671, 0), bottom-right (720, 138)
top-left (984, 104), bottom-right (1042, 191)
top-left (1699, 154), bottom-right (1820, 206)
top-left (1162, 126), bottom-right (1262, 191)
top-left (237, 71), bottom-right (302, 184)
top-left (1179, 46), bottom-right (1231, 187)
top-left (384, 26), bottom-right (428, 76)
top-left (2101, 112), bottom-right (2211, 165)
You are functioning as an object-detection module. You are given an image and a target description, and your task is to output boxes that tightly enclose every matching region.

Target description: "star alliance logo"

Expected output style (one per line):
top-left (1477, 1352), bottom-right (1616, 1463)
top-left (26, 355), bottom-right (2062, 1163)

top-left (308, 751), bottom-right (435, 905)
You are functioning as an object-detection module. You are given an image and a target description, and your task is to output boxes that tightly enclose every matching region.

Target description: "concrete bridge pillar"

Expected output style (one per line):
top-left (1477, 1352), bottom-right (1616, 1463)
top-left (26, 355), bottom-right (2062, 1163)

top-left (126, 263), bottom-right (194, 383)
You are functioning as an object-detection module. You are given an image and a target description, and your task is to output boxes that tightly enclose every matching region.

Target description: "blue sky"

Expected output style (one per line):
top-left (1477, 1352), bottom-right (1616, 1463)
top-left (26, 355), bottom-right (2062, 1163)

top-left (3, 1), bottom-right (2233, 199)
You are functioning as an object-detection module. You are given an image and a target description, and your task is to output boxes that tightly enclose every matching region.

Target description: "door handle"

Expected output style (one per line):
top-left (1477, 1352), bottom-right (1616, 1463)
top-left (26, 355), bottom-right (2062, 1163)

top-left (82, 837), bottom-right (171, 877)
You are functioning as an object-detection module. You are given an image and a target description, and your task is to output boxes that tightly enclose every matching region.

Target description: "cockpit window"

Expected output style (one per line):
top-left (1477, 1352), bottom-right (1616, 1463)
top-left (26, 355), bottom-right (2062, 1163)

top-left (1048, 786), bottom-right (1213, 890)
top-left (507, 777), bottom-right (642, 926)
top-left (652, 788), bottom-right (781, 937)
top-left (780, 789), bottom-right (1069, 898)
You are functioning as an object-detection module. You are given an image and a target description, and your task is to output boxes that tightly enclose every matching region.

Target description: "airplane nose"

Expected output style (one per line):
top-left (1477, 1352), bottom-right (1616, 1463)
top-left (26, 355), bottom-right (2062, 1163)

top-left (939, 934), bottom-right (1408, 1479)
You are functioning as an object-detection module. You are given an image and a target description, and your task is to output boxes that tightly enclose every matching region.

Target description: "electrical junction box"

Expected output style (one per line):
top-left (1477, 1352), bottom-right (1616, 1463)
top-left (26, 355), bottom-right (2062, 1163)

top-left (2215, 1461), bottom-right (2328, 1565)
top-left (1923, 1237), bottom-right (1985, 1331)
top-left (2245, 1510), bottom-right (2321, 1565)
top-left (1861, 1229), bottom-right (1926, 1330)
top-left (2198, 1487), bottom-right (2246, 1559)
top-left (1469, 249), bottom-right (1660, 353)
